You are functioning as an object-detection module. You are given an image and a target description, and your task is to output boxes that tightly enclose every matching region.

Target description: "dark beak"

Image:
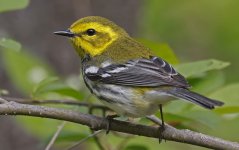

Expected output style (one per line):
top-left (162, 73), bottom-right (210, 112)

top-left (53, 29), bottom-right (75, 37)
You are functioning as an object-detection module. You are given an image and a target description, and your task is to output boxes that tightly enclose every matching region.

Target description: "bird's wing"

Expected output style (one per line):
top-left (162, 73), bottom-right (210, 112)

top-left (84, 56), bottom-right (190, 88)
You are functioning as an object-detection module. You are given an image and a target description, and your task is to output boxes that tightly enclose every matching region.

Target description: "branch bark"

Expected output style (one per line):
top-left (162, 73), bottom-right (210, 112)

top-left (0, 99), bottom-right (238, 150)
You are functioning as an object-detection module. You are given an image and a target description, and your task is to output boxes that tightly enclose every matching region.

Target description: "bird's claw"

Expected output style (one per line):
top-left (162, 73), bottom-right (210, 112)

top-left (105, 114), bottom-right (118, 134)
top-left (158, 124), bottom-right (166, 143)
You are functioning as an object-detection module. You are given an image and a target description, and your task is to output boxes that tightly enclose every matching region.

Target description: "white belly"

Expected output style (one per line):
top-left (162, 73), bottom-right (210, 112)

top-left (85, 78), bottom-right (172, 117)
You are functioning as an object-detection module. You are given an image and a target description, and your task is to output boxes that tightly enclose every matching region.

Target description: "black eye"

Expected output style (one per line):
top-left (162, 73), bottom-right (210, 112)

top-left (86, 29), bottom-right (96, 36)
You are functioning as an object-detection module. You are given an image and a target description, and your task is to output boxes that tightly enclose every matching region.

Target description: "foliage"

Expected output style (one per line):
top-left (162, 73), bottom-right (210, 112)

top-left (1, 41), bottom-right (55, 94)
top-left (139, 0), bottom-right (239, 82)
top-left (1, 1), bottom-right (239, 149)
top-left (0, 0), bottom-right (29, 13)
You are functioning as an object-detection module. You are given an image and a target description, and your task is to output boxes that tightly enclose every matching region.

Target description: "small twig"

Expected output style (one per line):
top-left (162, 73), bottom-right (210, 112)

top-left (146, 115), bottom-right (162, 125)
top-left (66, 130), bottom-right (103, 150)
top-left (45, 121), bottom-right (67, 150)
top-left (2, 96), bottom-right (110, 111)
top-left (90, 130), bottom-right (106, 150)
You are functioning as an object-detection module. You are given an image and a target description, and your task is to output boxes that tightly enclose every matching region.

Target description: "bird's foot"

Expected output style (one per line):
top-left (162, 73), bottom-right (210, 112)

top-left (105, 114), bottom-right (118, 134)
top-left (158, 123), bottom-right (166, 143)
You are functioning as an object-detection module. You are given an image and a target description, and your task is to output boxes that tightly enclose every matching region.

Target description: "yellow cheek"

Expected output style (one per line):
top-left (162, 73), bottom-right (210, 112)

top-left (70, 22), bottom-right (119, 57)
top-left (70, 39), bottom-right (84, 57)
top-left (74, 36), bottom-right (116, 57)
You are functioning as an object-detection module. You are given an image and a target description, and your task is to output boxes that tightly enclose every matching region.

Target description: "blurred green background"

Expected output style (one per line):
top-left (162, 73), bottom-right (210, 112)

top-left (140, 0), bottom-right (239, 82)
top-left (0, 0), bottom-right (239, 150)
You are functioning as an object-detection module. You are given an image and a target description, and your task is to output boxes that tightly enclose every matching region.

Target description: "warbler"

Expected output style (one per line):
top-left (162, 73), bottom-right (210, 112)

top-left (54, 16), bottom-right (224, 131)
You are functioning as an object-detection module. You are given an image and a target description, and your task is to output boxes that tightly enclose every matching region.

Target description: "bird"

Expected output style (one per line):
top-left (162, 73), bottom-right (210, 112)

top-left (54, 16), bottom-right (224, 138)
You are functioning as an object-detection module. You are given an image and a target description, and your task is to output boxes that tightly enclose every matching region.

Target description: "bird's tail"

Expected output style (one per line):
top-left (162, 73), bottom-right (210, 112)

top-left (166, 88), bottom-right (224, 109)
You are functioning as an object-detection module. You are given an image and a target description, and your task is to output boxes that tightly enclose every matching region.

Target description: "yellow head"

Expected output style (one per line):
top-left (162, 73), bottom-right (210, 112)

top-left (54, 16), bottom-right (128, 58)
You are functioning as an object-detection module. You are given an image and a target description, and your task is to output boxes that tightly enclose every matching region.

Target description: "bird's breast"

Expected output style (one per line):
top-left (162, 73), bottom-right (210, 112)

top-left (83, 76), bottom-right (171, 117)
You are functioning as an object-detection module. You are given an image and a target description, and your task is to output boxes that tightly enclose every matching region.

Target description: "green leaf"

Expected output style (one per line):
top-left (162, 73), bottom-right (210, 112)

top-left (189, 71), bottom-right (225, 94)
top-left (0, 38), bottom-right (21, 51)
top-left (138, 39), bottom-right (179, 64)
top-left (163, 100), bottom-right (187, 113)
top-left (2, 48), bottom-right (55, 94)
top-left (161, 112), bottom-right (195, 123)
top-left (154, 110), bottom-right (212, 130)
top-left (215, 106), bottom-right (239, 114)
top-left (0, 0), bottom-right (29, 12)
top-left (32, 77), bottom-right (59, 97)
top-left (125, 145), bottom-right (148, 150)
top-left (175, 59), bottom-right (230, 78)
top-left (210, 83), bottom-right (239, 106)
top-left (32, 77), bottom-right (84, 100)
top-left (56, 131), bottom-right (86, 142)
top-left (180, 110), bottom-right (222, 129)
top-left (163, 101), bottom-right (223, 129)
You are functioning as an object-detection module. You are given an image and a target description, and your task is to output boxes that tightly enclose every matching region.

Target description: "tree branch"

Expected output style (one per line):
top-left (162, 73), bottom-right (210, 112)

top-left (2, 96), bottom-right (110, 111)
top-left (0, 99), bottom-right (238, 150)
